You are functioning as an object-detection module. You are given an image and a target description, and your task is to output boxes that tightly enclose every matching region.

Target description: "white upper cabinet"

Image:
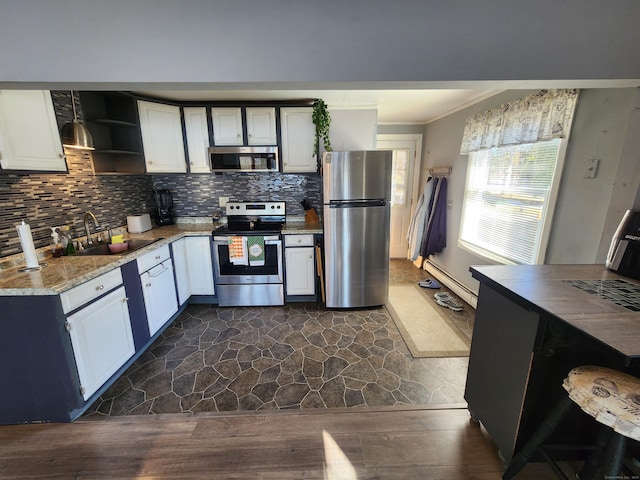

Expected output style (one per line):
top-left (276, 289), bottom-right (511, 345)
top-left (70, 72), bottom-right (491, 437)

top-left (0, 90), bottom-right (67, 172)
top-left (211, 107), bottom-right (243, 145)
top-left (280, 107), bottom-right (316, 173)
top-left (138, 100), bottom-right (187, 173)
top-left (246, 107), bottom-right (277, 145)
top-left (183, 107), bottom-right (211, 173)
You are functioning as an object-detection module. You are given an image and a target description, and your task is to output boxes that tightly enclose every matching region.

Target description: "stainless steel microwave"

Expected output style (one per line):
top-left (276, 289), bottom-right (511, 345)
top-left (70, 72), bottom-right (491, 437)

top-left (208, 146), bottom-right (279, 173)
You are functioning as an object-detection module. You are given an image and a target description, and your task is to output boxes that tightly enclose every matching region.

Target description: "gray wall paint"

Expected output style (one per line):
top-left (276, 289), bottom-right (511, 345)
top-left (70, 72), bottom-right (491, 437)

top-left (1, 1), bottom-right (639, 87)
top-left (422, 88), bottom-right (640, 293)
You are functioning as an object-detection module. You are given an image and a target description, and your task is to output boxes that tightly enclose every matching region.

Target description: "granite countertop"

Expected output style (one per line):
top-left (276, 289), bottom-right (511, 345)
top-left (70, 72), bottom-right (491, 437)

top-left (281, 220), bottom-right (323, 235)
top-left (0, 219), bottom-right (324, 296)
top-left (470, 264), bottom-right (640, 359)
top-left (0, 224), bottom-right (217, 297)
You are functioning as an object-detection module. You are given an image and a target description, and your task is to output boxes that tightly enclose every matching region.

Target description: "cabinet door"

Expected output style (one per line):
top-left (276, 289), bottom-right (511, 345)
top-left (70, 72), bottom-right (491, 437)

top-left (184, 107), bottom-right (211, 173)
top-left (186, 237), bottom-right (215, 295)
top-left (171, 238), bottom-right (191, 305)
top-left (0, 90), bottom-right (67, 171)
top-left (66, 286), bottom-right (135, 400)
top-left (285, 246), bottom-right (316, 296)
top-left (140, 258), bottom-right (178, 336)
top-left (211, 107), bottom-right (243, 145)
top-left (280, 107), bottom-right (316, 173)
top-left (246, 107), bottom-right (276, 145)
top-left (138, 100), bottom-right (187, 173)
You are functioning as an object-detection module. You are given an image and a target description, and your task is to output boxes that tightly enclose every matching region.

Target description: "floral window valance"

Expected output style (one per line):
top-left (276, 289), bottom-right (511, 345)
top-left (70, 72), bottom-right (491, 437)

top-left (460, 89), bottom-right (579, 154)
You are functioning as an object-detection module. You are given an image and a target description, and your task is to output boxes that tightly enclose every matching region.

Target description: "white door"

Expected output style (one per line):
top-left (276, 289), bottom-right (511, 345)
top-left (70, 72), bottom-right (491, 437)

top-left (141, 259), bottom-right (178, 336)
top-left (211, 107), bottom-right (244, 145)
top-left (138, 100), bottom-right (187, 173)
top-left (183, 107), bottom-right (211, 173)
top-left (245, 107), bottom-right (277, 145)
top-left (66, 286), bottom-right (135, 400)
top-left (376, 134), bottom-right (423, 258)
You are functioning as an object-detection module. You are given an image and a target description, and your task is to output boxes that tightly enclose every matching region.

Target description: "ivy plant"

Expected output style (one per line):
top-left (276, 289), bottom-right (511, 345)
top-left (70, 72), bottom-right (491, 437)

top-left (312, 99), bottom-right (332, 155)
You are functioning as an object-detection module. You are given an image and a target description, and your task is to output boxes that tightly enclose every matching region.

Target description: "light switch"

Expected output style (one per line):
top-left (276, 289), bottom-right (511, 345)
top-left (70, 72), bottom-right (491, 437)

top-left (584, 158), bottom-right (599, 179)
top-left (219, 196), bottom-right (229, 207)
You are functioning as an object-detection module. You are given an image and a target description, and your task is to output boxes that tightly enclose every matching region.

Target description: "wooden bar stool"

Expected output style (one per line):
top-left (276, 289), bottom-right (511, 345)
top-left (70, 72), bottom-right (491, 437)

top-left (502, 365), bottom-right (640, 480)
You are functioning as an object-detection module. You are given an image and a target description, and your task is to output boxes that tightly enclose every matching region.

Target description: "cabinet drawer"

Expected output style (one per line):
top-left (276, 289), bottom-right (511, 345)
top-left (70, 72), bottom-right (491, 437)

top-left (136, 244), bottom-right (171, 273)
top-left (61, 268), bottom-right (123, 314)
top-left (284, 234), bottom-right (314, 247)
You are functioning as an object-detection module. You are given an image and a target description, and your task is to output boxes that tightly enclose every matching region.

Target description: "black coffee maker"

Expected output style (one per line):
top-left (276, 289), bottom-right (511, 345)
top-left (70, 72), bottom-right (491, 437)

top-left (154, 189), bottom-right (174, 225)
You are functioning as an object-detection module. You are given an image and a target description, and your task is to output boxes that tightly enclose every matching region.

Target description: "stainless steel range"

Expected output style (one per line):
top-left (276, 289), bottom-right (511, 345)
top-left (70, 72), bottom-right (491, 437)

top-left (212, 201), bottom-right (285, 307)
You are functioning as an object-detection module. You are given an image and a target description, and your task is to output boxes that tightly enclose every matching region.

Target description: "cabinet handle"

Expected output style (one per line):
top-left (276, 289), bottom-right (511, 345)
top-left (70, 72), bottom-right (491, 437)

top-left (309, 254), bottom-right (313, 258)
top-left (155, 255), bottom-right (161, 260)
top-left (298, 239), bottom-right (302, 243)
top-left (122, 297), bottom-right (129, 303)
top-left (146, 283), bottom-right (152, 288)
top-left (95, 284), bottom-right (105, 291)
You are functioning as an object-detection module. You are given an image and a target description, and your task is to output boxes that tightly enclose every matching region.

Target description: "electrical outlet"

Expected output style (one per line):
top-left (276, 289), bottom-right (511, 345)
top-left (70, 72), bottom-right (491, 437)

top-left (219, 196), bottom-right (229, 207)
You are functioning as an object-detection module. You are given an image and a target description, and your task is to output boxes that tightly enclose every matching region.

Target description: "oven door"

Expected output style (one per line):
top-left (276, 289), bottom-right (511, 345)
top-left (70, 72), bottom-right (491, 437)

top-left (212, 235), bottom-right (283, 284)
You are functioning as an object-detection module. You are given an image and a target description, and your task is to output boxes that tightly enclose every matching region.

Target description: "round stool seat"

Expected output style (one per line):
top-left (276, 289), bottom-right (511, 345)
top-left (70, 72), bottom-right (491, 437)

top-left (563, 365), bottom-right (640, 441)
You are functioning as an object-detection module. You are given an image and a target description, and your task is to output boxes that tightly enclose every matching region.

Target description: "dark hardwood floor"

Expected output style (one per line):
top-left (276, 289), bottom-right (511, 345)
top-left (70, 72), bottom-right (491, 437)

top-left (0, 405), bottom-right (562, 479)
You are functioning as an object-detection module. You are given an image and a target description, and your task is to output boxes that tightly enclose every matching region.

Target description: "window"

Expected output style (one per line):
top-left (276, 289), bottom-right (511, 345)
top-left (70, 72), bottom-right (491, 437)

top-left (391, 148), bottom-right (409, 206)
top-left (459, 139), bottom-right (565, 265)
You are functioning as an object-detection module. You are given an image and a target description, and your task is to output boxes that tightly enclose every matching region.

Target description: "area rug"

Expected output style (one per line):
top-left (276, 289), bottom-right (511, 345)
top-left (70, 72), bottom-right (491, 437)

top-left (386, 285), bottom-right (470, 358)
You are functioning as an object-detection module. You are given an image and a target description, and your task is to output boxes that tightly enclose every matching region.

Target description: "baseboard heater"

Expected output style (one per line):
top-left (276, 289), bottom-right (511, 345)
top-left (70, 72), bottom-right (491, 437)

top-left (422, 259), bottom-right (478, 308)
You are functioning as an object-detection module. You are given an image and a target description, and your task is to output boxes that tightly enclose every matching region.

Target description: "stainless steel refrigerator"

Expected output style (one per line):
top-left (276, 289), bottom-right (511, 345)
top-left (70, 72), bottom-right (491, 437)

top-left (323, 150), bottom-right (393, 308)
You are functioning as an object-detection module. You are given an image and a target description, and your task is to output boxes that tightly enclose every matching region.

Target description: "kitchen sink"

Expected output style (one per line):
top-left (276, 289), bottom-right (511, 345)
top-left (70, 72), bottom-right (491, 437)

top-left (73, 238), bottom-right (164, 256)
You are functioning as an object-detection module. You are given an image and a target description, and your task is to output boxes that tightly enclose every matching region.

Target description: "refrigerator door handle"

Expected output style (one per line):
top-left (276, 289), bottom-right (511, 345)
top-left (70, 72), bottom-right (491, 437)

top-left (328, 199), bottom-right (386, 208)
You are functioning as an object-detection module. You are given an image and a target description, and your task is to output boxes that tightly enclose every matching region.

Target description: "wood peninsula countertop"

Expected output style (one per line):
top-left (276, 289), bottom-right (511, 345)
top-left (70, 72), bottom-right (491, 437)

top-left (470, 264), bottom-right (640, 360)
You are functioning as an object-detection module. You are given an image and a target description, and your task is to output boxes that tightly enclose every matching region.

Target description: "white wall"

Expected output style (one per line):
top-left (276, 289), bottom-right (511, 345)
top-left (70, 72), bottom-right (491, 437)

top-left (329, 110), bottom-right (377, 151)
top-left (0, 1), bottom-right (639, 87)
top-left (421, 88), bottom-right (640, 294)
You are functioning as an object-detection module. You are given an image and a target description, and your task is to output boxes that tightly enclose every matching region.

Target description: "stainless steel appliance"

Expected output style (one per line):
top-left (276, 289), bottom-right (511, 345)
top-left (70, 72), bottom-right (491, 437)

top-left (606, 209), bottom-right (640, 280)
top-left (323, 150), bottom-right (393, 308)
top-left (212, 201), bottom-right (285, 306)
top-left (209, 146), bottom-right (279, 173)
top-left (154, 189), bottom-right (174, 226)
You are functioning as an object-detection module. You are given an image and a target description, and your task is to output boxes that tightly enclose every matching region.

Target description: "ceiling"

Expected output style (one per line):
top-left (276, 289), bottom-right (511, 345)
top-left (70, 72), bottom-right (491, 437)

top-left (132, 88), bottom-right (501, 124)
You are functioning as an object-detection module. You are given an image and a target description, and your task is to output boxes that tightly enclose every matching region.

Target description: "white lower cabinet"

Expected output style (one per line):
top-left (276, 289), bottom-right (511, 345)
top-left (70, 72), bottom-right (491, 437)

top-left (172, 236), bottom-right (215, 305)
top-left (140, 256), bottom-right (178, 337)
top-left (65, 286), bottom-right (135, 400)
top-left (284, 235), bottom-right (316, 296)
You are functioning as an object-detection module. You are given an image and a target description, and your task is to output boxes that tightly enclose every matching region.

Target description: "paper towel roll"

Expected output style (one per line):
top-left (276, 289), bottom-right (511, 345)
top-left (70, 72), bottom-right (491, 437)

top-left (16, 221), bottom-right (40, 268)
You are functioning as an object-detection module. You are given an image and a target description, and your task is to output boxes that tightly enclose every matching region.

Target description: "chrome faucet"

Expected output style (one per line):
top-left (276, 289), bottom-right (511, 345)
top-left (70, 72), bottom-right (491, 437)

top-left (83, 211), bottom-right (100, 246)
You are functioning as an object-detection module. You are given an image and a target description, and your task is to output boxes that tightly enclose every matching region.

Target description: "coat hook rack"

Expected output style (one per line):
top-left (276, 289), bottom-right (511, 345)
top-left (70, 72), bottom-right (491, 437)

top-left (428, 166), bottom-right (452, 177)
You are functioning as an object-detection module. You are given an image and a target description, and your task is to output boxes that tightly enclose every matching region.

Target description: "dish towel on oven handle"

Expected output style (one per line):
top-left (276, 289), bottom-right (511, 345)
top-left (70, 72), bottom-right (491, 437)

top-left (247, 236), bottom-right (265, 266)
top-left (228, 236), bottom-right (248, 265)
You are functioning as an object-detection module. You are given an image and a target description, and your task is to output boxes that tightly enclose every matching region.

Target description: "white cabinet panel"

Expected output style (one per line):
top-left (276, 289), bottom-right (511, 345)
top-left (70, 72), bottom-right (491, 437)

top-left (138, 100), bottom-right (187, 173)
top-left (67, 286), bottom-right (135, 400)
top-left (0, 90), bottom-right (66, 171)
top-left (184, 106), bottom-right (211, 173)
top-left (246, 107), bottom-right (276, 145)
top-left (280, 107), bottom-right (316, 173)
top-left (171, 236), bottom-right (215, 304)
top-left (171, 238), bottom-right (190, 305)
top-left (140, 258), bottom-right (178, 336)
top-left (186, 237), bottom-right (215, 295)
top-left (285, 245), bottom-right (315, 296)
top-left (60, 269), bottom-right (123, 314)
top-left (211, 107), bottom-right (243, 145)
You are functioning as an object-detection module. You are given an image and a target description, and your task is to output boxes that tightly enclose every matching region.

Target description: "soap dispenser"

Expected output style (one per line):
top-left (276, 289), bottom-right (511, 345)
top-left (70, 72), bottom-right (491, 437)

top-left (50, 227), bottom-right (63, 257)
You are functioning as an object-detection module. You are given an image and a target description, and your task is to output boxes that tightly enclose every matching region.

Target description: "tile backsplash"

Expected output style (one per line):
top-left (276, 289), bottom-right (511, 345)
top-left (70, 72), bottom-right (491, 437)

top-left (152, 172), bottom-right (322, 219)
top-left (0, 91), bottom-right (323, 259)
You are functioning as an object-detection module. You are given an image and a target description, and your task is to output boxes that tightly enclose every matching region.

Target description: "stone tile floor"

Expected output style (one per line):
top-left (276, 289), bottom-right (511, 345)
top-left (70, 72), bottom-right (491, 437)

top-left (84, 259), bottom-right (474, 417)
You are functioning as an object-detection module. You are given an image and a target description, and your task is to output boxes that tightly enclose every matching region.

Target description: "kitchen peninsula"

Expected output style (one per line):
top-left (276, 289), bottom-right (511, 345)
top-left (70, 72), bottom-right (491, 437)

top-left (465, 264), bottom-right (640, 464)
top-left (0, 219), bottom-right (322, 425)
